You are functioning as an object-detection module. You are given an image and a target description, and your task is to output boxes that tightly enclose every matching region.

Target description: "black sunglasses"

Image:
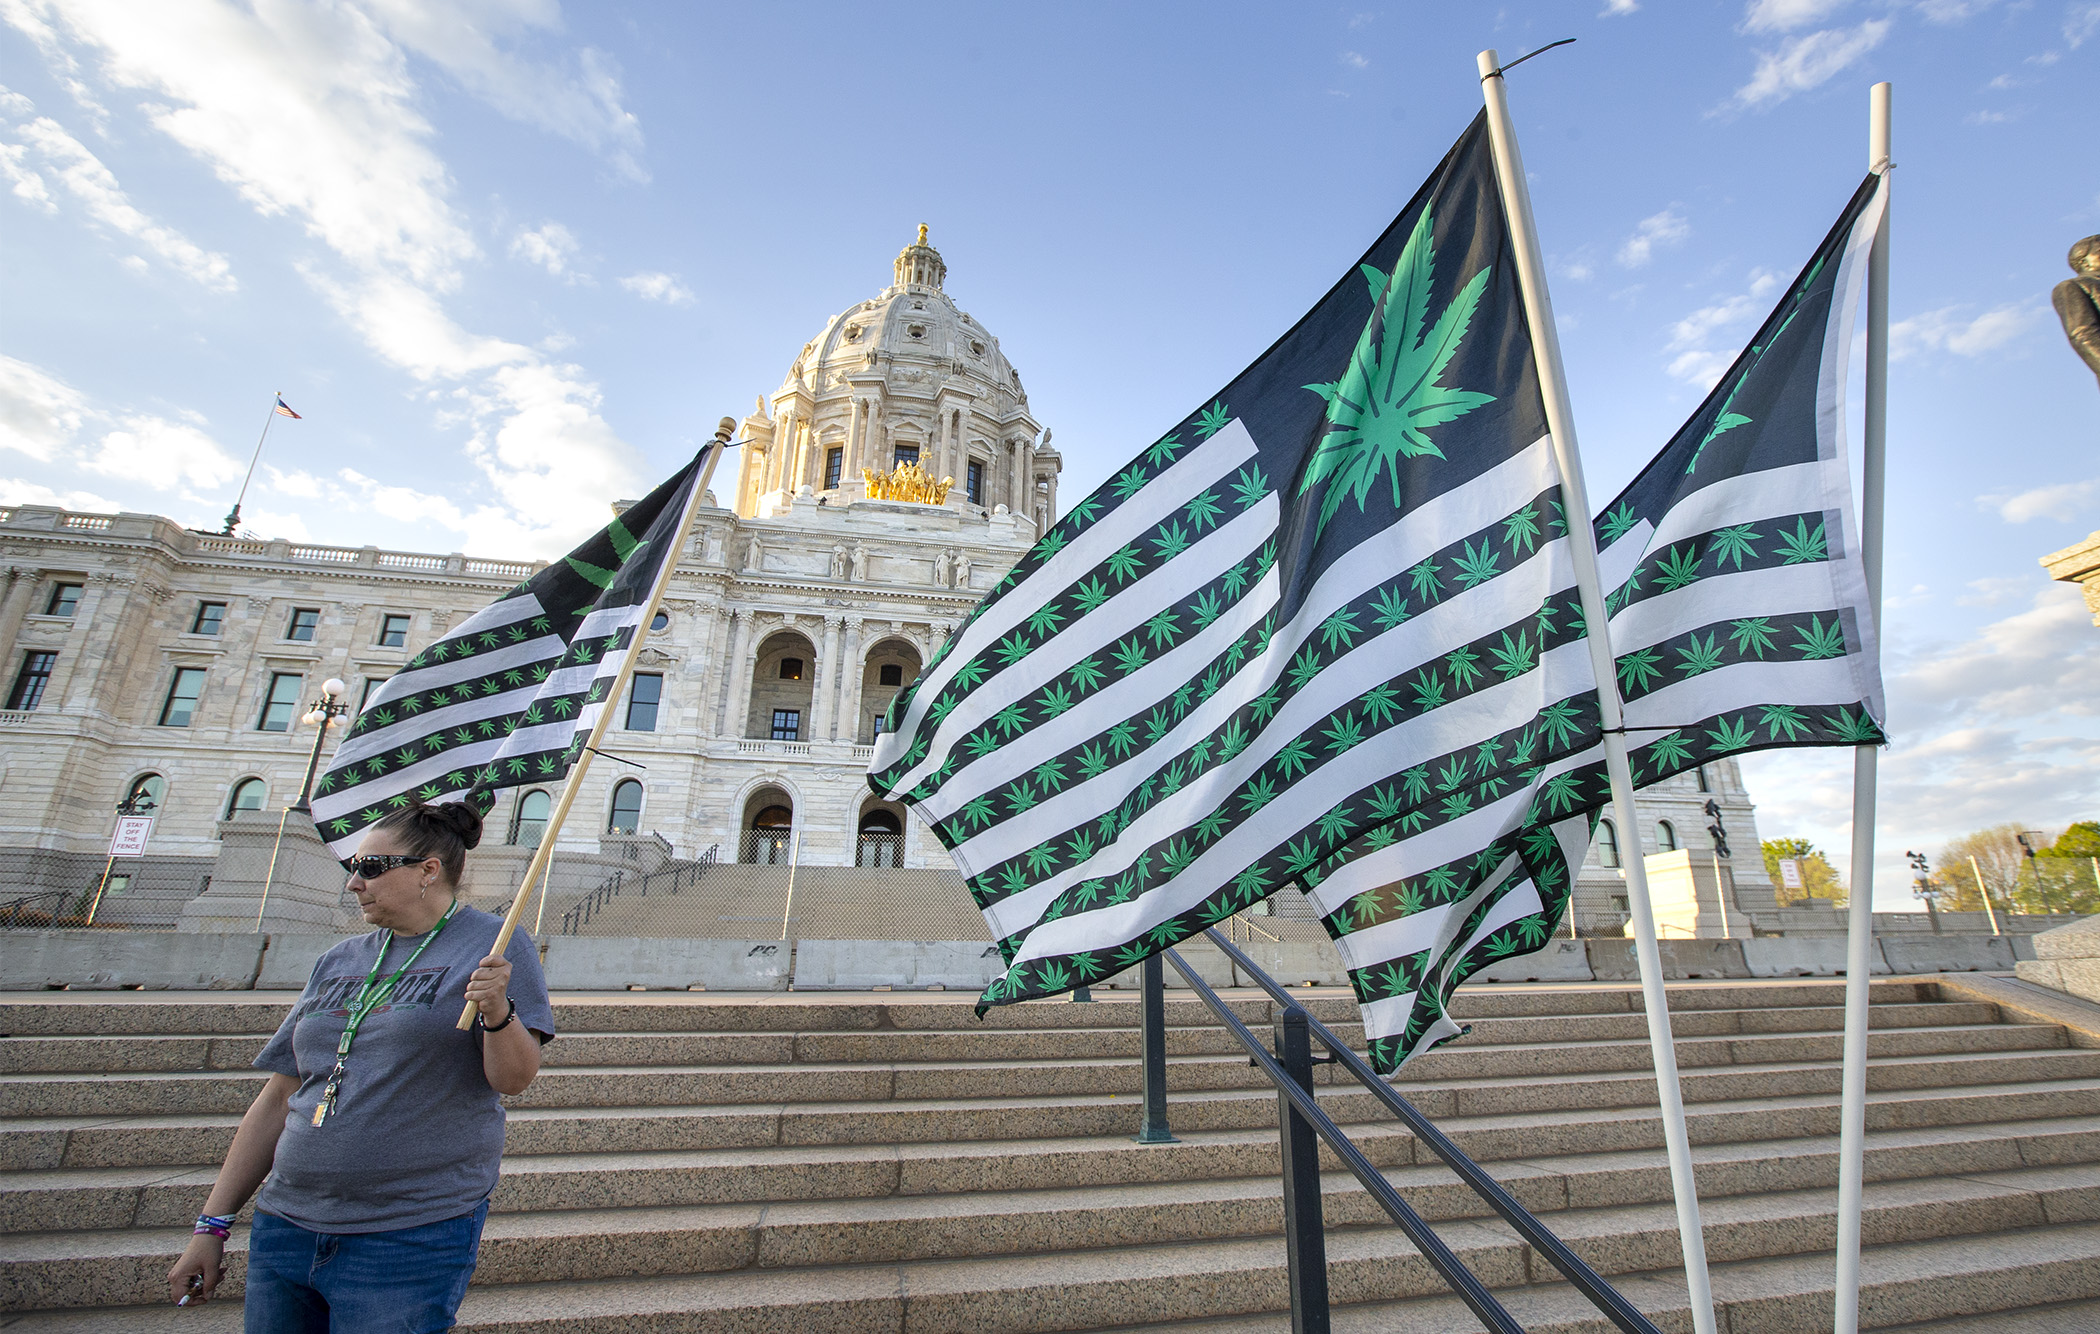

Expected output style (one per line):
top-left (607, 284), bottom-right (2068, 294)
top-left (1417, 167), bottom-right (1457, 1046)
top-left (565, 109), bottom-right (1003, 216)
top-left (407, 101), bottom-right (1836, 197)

top-left (344, 854), bottom-right (430, 880)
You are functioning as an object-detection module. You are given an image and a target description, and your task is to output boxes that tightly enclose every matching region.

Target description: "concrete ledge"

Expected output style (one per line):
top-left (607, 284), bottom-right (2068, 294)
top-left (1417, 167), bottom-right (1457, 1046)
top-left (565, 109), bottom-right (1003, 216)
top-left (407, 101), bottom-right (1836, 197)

top-left (791, 940), bottom-right (1002, 991)
top-left (1587, 939), bottom-right (1749, 980)
top-left (1475, 939), bottom-right (1594, 983)
top-left (1227, 938), bottom-right (1354, 987)
top-left (1882, 934), bottom-right (2016, 974)
top-left (2032, 914), bottom-right (2100, 961)
top-left (258, 933), bottom-right (360, 989)
top-left (544, 938), bottom-right (790, 991)
top-left (1931, 972), bottom-right (2100, 1050)
top-left (1742, 937), bottom-right (1888, 977)
top-left (0, 931), bottom-right (265, 990)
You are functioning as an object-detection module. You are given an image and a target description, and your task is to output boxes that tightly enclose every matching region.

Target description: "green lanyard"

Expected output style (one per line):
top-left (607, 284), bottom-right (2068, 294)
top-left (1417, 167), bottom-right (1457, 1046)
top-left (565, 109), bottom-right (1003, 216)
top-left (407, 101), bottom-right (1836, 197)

top-left (311, 899), bottom-right (458, 1128)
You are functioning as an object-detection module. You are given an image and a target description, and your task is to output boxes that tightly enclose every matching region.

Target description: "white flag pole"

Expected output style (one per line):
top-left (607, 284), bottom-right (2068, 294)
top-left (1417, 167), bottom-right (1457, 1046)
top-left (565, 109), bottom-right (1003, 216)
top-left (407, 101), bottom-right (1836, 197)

top-left (1478, 49), bottom-right (1717, 1334)
top-left (1835, 80), bottom-right (1893, 1334)
top-left (456, 420), bottom-right (733, 1028)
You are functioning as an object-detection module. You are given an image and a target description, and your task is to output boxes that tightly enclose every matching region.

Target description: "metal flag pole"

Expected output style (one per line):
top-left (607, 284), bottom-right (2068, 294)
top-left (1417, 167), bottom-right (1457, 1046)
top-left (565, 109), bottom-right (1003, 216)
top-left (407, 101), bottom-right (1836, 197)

top-left (1835, 80), bottom-right (1894, 1334)
top-left (456, 421), bottom-right (734, 1028)
top-left (777, 827), bottom-right (802, 942)
top-left (1478, 48), bottom-right (1717, 1334)
top-left (225, 392), bottom-right (286, 535)
top-left (1968, 854), bottom-right (1999, 934)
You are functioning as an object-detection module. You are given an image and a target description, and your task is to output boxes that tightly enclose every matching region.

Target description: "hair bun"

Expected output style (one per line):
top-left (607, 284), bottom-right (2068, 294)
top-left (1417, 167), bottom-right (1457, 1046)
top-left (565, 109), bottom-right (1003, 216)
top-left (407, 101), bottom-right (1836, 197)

top-left (429, 801), bottom-right (484, 851)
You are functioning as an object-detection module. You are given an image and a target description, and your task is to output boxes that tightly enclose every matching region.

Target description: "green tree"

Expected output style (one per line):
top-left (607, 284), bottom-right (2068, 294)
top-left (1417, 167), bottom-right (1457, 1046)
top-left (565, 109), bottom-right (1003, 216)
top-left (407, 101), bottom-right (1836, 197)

top-left (1761, 837), bottom-right (1845, 906)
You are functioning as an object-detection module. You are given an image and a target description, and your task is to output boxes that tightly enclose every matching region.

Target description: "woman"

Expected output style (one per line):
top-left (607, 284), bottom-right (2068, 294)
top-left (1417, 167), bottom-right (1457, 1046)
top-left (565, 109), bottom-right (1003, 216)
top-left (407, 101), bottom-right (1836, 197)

top-left (167, 801), bottom-right (555, 1332)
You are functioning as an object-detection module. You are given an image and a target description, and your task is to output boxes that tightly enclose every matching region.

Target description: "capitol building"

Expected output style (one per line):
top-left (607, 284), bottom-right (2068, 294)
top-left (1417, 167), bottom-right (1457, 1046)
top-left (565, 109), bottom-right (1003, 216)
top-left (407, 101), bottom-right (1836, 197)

top-left (0, 229), bottom-right (1780, 937)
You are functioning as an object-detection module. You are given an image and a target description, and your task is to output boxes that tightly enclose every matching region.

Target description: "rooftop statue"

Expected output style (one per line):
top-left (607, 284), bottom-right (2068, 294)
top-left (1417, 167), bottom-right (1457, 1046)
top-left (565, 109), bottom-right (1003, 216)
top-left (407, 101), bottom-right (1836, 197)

top-left (2053, 235), bottom-right (2100, 389)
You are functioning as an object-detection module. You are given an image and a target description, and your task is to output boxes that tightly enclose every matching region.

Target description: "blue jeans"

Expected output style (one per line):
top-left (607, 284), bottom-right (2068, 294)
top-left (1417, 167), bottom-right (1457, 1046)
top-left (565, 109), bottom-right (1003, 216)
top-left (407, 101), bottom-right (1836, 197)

top-left (243, 1201), bottom-right (488, 1334)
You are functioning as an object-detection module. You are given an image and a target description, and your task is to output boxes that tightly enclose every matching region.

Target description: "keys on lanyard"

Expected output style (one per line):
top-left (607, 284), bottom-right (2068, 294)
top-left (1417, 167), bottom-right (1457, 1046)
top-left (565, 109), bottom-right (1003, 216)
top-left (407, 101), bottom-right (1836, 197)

top-left (311, 1060), bottom-right (345, 1127)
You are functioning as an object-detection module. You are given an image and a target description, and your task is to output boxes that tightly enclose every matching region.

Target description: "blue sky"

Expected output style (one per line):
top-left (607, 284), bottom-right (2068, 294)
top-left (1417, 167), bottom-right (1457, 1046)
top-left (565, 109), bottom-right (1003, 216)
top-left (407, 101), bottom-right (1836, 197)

top-left (3, 0), bottom-right (2095, 902)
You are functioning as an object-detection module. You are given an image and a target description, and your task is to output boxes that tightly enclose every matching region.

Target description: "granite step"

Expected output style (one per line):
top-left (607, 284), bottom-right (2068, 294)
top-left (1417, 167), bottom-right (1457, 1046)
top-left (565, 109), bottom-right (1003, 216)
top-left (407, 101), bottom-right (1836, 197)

top-left (10, 1199), bottom-right (2098, 1331)
top-left (6, 1136), bottom-right (2095, 1309)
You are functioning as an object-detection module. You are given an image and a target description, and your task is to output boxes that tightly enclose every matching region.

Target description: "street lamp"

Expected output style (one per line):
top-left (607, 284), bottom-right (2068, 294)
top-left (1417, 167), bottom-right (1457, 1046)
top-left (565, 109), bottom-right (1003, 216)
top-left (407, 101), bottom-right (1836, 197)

top-left (1702, 799), bottom-right (1735, 938)
top-left (84, 787), bottom-right (160, 926)
top-left (291, 678), bottom-right (349, 813)
top-left (257, 677), bottom-right (346, 931)
top-left (1906, 850), bottom-right (1937, 934)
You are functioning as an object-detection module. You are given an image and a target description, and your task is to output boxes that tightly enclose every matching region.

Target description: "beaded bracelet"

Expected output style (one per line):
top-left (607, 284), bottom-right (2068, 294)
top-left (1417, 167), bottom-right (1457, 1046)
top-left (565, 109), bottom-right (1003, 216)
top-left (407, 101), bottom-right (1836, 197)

top-left (194, 1213), bottom-right (234, 1240)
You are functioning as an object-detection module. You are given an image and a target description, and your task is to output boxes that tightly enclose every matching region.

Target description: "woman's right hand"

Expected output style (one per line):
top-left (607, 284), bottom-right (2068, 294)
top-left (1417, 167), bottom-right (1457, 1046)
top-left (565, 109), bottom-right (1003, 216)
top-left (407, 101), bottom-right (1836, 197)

top-left (168, 1233), bottom-right (225, 1305)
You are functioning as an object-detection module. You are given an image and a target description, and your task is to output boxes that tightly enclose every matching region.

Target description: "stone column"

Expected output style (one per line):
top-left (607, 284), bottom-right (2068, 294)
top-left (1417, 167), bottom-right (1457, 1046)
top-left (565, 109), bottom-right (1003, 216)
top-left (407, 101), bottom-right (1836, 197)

top-left (810, 613), bottom-right (842, 741)
top-left (835, 616), bottom-right (866, 744)
top-left (0, 565), bottom-right (43, 690)
top-left (936, 407), bottom-right (953, 482)
top-left (1008, 440), bottom-right (1025, 511)
top-left (867, 395), bottom-right (887, 474)
top-left (953, 408), bottom-right (972, 499)
top-left (844, 398), bottom-right (865, 480)
top-left (768, 411), bottom-right (796, 495)
top-left (715, 607), bottom-right (753, 736)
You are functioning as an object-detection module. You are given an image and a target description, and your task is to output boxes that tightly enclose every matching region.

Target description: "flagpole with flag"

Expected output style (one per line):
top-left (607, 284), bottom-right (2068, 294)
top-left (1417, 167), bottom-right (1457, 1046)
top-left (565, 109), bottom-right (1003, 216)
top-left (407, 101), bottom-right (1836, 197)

top-left (225, 393), bottom-right (300, 535)
top-left (1835, 80), bottom-right (1893, 1334)
top-left (1476, 47), bottom-right (1718, 1334)
top-left (455, 417), bottom-right (734, 1028)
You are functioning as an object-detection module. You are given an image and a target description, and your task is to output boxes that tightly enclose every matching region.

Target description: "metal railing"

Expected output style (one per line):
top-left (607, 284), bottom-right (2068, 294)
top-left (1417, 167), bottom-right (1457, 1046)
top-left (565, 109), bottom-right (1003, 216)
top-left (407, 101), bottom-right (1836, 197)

top-left (1133, 927), bottom-right (1661, 1334)
top-left (557, 844), bottom-right (720, 935)
top-left (0, 890), bottom-right (85, 929)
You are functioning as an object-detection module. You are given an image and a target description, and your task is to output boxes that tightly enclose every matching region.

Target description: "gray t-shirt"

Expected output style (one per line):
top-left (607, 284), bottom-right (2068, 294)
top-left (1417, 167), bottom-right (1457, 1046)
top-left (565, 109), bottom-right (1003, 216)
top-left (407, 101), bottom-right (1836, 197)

top-left (254, 906), bottom-right (555, 1233)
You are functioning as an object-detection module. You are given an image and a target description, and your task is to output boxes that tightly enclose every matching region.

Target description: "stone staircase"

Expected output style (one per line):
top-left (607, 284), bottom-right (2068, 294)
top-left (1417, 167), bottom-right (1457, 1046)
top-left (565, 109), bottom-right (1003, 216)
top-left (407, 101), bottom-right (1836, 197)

top-left (0, 978), bottom-right (2096, 1331)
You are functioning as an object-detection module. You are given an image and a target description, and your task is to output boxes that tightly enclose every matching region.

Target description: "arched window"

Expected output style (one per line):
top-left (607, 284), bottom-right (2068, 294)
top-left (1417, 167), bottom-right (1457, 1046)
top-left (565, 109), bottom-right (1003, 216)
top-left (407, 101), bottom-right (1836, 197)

top-left (608, 780), bottom-right (644, 835)
top-left (1596, 819), bottom-right (1620, 868)
top-left (1656, 820), bottom-right (1678, 852)
top-left (510, 790), bottom-right (551, 846)
top-left (857, 809), bottom-right (904, 867)
top-left (124, 773), bottom-right (166, 815)
top-left (225, 778), bottom-right (266, 818)
top-left (746, 802), bottom-right (794, 864)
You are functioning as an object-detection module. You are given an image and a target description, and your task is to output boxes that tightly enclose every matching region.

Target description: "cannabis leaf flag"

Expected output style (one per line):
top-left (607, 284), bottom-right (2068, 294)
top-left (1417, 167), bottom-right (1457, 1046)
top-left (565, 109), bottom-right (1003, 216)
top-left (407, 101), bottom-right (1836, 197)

top-left (1593, 172), bottom-right (1890, 790)
top-left (869, 116), bottom-right (1610, 1071)
top-left (310, 447), bottom-right (712, 861)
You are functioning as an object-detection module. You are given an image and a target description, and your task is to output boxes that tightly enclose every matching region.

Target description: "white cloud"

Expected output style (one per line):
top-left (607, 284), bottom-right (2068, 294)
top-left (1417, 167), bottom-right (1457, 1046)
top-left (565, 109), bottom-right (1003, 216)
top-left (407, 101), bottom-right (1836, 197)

top-left (0, 354), bottom-right (86, 460)
top-left (1616, 207), bottom-right (1689, 268)
top-left (85, 414), bottom-right (241, 490)
top-left (3, 112), bottom-right (235, 289)
top-left (359, 0), bottom-right (647, 181)
top-left (1955, 575), bottom-right (2033, 607)
top-left (1734, 19), bottom-right (1890, 108)
top-left (1982, 477), bottom-right (2100, 524)
top-left (1339, 51), bottom-right (1369, 69)
top-left (5, 0), bottom-right (648, 557)
top-left (509, 221), bottom-right (579, 278)
top-left (1743, 0), bottom-right (1852, 33)
top-left (2067, 3), bottom-right (2100, 46)
top-left (1914, 0), bottom-right (2000, 22)
top-left (619, 270), bottom-right (692, 305)
top-left (1889, 301), bottom-right (2040, 359)
top-left (0, 475), bottom-right (119, 511)
top-left (1966, 107), bottom-right (2023, 124)
top-left (1742, 583), bottom-right (2100, 897)
top-left (1662, 270), bottom-right (1781, 386)
top-left (0, 139), bottom-right (54, 211)
top-left (1600, 0), bottom-right (1640, 16)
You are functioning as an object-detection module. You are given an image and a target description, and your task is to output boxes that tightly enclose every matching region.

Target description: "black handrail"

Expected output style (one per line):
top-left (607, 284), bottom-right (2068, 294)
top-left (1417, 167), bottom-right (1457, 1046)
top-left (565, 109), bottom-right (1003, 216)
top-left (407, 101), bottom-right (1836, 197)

top-left (1200, 928), bottom-right (1663, 1334)
top-left (1163, 946), bottom-right (1525, 1334)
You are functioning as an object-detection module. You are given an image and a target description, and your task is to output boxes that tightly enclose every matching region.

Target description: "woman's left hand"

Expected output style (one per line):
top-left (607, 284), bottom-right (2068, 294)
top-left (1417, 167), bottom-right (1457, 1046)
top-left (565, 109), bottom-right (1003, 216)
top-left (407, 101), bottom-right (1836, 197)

top-left (465, 952), bottom-right (510, 1021)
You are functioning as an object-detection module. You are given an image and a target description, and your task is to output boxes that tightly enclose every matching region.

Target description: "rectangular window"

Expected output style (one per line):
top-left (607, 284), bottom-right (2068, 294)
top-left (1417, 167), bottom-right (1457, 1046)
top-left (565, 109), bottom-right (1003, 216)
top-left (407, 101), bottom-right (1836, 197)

top-left (779, 657), bottom-right (803, 680)
top-left (626, 672), bottom-right (662, 731)
top-left (257, 672), bottom-right (302, 731)
top-left (967, 460), bottom-right (984, 505)
top-left (824, 447), bottom-right (843, 490)
top-left (377, 613), bottom-right (411, 647)
top-left (871, 713), bottom-right (887, 737)
top-left (893, 443), bottom-right (920, 469)
top-left (160, 667), bottom-right (205, 727)
top-left (771, 709), bottom-right (801, 741)
top-left (191, 601), bottom-right (226, 635)
top-left (359, 677), bottom-right (387, 713)
top-left (45, 583), bottom-right (82, 617)
top-left (286, 607), bottom-right (319, 641)
top-left (7, 651), bottom-right (56, 710)
top-left (1695, 764), bottom-right (1711, 792)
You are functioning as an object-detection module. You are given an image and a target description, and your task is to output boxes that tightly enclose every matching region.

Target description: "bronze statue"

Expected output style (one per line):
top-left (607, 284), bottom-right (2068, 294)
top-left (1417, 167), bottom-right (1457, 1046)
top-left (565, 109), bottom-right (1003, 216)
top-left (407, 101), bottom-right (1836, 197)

top-left (2054, 235), bottom-right (2100, 388)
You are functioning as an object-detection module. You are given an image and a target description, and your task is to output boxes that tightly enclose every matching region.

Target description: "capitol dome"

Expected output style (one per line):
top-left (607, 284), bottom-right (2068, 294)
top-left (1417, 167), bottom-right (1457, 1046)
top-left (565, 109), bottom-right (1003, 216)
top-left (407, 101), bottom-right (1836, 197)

top-left (734, 227), bottom-right (1061, 533)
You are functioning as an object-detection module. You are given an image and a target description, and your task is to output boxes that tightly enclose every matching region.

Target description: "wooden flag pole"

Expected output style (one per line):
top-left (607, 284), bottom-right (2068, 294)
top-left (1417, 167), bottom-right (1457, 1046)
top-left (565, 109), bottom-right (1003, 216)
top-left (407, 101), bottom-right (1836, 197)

top-left (457, 420), bottom-right (734, 1029)
top-left (1478, 49), bottom-right (1718, 1334)
top-left (1834, 81), bottom-right (1893, 1334)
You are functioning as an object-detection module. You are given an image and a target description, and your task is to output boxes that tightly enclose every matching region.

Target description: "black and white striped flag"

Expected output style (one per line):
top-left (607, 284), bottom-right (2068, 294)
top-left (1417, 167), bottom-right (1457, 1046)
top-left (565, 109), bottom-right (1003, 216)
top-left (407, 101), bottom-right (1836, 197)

top-left (869, 117), bottom-right (1610, 1064)
top-left (311, 448), bottom-right (713, 861)
top-left (1293, 172), bottom-right (1890, 1070)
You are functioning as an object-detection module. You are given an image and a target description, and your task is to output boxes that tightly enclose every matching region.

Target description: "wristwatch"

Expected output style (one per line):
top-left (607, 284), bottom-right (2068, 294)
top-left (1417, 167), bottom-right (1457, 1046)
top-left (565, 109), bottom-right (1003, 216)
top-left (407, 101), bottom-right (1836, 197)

top-left (477, 998), bottom-right (517, 1032)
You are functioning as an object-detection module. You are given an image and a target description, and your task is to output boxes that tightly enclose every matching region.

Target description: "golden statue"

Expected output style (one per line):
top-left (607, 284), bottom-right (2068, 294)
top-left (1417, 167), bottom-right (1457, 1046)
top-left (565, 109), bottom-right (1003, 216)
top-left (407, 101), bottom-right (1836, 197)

top-left (863, 460), bottom-right (952, 505)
